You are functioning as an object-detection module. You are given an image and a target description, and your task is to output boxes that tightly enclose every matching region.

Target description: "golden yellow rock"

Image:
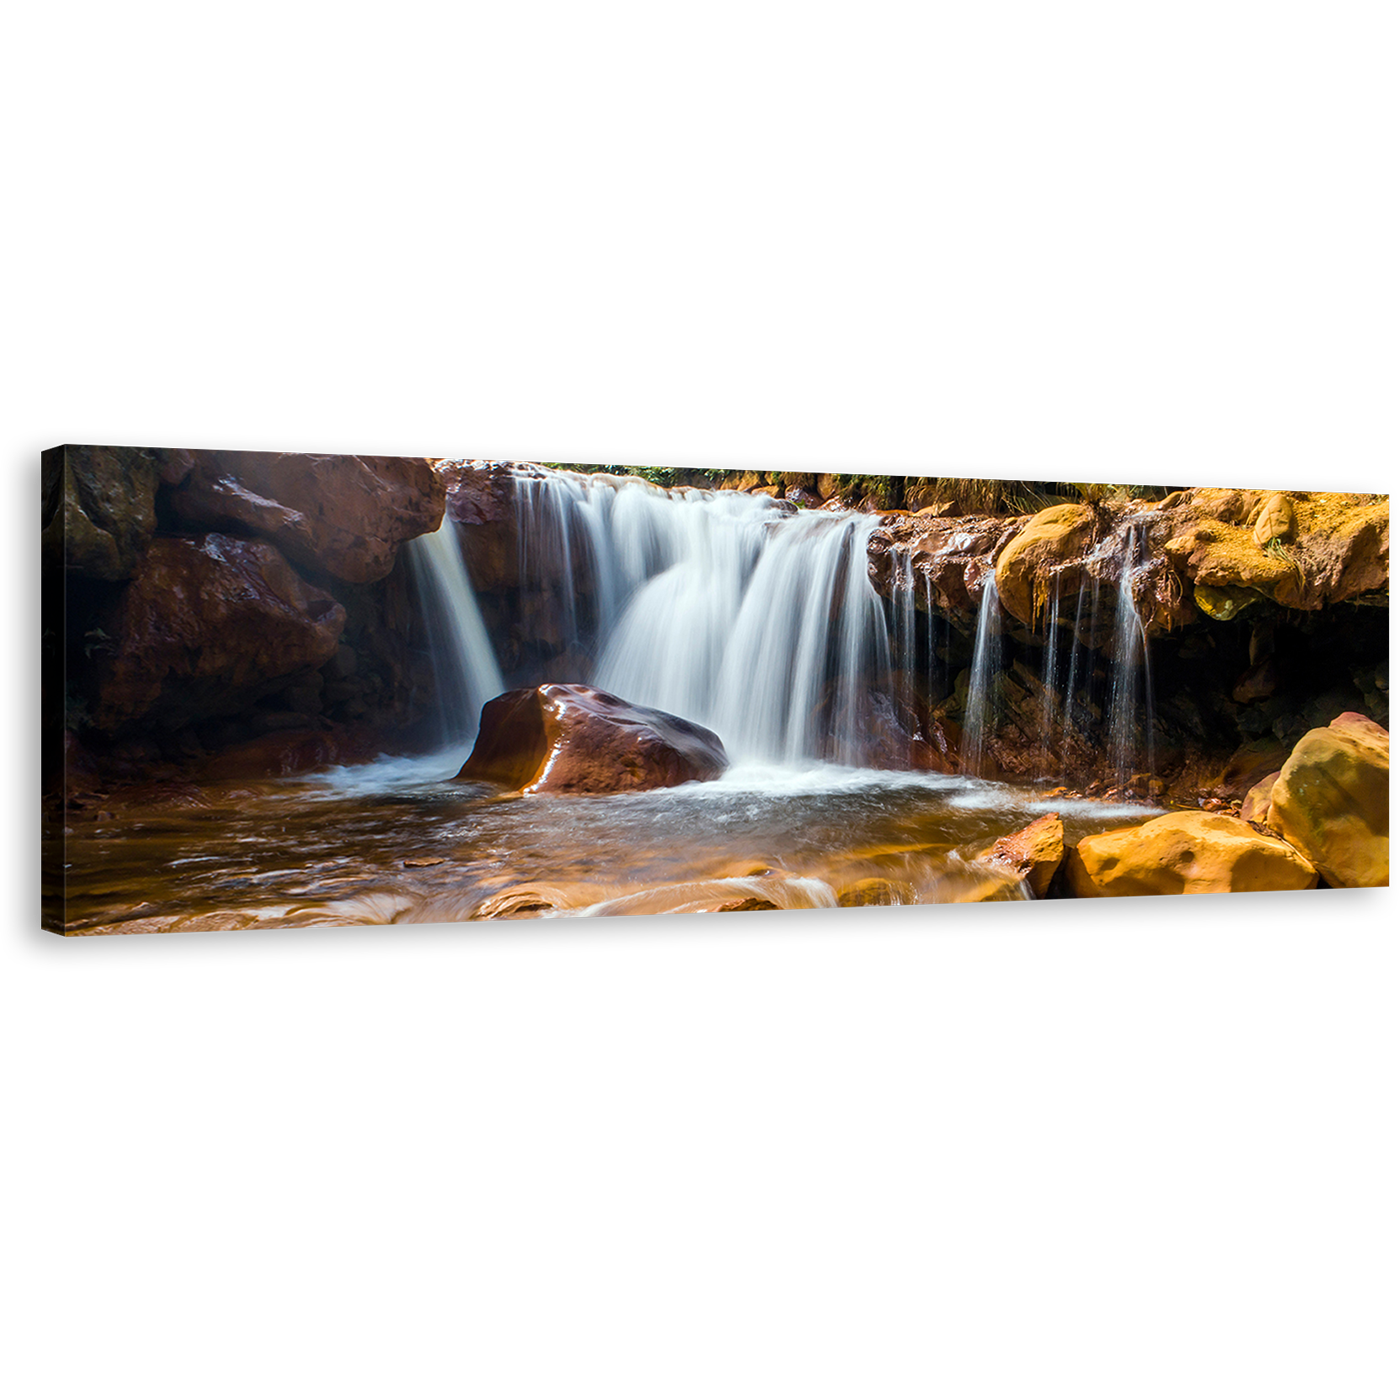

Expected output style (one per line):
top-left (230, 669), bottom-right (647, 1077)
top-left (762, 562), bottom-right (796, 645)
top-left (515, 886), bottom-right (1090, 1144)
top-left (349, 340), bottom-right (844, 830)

top-left (1267, 714), bottom-right (1389, 888)
top-left (1239, 772), bottom-right (1282, 825)
top-left (1191, 583), bottom-right (1263, 621)
top-left (1252, 492), bottom-right (1296, 545)
top-left (1065, 812), bottom-right (1317, 897)
top-left (993, 504), bottom-right (1096, 627)
top-left (837, 877), bottom-right (918, 907)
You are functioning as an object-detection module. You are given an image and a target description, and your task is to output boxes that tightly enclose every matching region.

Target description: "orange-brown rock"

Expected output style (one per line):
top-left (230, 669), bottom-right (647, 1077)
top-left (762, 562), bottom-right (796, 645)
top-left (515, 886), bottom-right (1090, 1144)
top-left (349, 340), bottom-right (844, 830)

top-left (1239, 771), bottom-right (1282, 825)
top-left (456, 684), bottom-right (728, 795)
top-left (169, 450), bottom-right (445, 584)
top-left (979, 812), bottom-right (1065, 897)
top-left (1267, 713), bottom-right (1389, 887)
top-left (1065, 811), bottom-right (1317, 897)
top-left (92, 534), bottom-right (346, 732)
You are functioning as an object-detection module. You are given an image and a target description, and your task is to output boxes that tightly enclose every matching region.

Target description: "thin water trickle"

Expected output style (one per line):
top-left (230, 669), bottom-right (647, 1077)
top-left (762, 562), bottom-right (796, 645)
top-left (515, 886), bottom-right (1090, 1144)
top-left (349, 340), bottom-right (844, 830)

top-left (960, 574), bottom-right (1005, 776)
top-left (1106, 521), bottom-right (1157, 783)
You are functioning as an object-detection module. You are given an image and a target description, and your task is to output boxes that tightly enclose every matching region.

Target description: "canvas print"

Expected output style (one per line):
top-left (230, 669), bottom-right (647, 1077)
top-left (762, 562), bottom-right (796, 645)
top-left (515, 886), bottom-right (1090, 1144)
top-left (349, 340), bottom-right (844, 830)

top-left (42, 447), bottom-right (1389, 934)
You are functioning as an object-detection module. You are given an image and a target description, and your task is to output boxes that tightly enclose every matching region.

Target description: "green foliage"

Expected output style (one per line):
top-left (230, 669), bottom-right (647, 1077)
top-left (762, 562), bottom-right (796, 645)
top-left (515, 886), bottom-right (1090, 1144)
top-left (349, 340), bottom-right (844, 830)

top-left (542, 462), bottom-right (691, 488)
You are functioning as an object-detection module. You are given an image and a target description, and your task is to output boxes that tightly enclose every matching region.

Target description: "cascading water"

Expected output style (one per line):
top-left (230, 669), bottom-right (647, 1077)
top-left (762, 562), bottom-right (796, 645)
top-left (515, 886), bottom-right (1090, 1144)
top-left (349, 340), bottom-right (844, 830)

top-left (498, 468), bottom-right (895, 766)
top-left (1105, 520), bottom-right (1156, 784)
top-left (959, 574), bottom-right (1004, 777)
top-left (407, 521), bottom-right (505, 747)
top-left (1038, 585), bottom-right (1063, 775)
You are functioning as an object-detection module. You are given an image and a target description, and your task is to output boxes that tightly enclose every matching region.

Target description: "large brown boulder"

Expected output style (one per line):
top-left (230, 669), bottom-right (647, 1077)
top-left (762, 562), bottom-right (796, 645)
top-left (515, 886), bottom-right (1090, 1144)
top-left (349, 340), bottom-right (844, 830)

top-left (168, 451), bottom-right (445, 583)
top-left (456, 684), bottom-right (728, 794)
top-left (1267, 713), bottom-right (1389, 887)
top-left (1065, 811), bottom-right (1317, 897)
top-left (91, 534), bottom-right (346, 732)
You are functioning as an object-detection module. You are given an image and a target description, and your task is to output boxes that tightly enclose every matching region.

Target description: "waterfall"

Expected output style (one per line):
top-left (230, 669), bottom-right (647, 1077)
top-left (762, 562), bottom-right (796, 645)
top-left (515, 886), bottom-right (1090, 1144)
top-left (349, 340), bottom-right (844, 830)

top-left (1106, 521), bottom-right (1156, 784)
top-left (1038, 585), bottom-right (1062, 775)
top-left (503, 469), bottom-right (893, 766)
top-left (959, 574), bottom-right (1004, 777)
top-left (407, 521), bottom-right (505, 747)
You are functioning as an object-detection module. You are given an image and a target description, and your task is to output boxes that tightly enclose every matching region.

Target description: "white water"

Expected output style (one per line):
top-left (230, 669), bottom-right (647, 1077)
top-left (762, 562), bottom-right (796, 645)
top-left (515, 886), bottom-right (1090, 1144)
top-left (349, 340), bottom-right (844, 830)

top-left (508, 469), bottom-right (893, 765)
top-left (1106, 520), bottom-right (1157, 782)
top-left (959, 574), bottom-right (1004, 776)
top-left (407, 521), bottom-right (505, 746)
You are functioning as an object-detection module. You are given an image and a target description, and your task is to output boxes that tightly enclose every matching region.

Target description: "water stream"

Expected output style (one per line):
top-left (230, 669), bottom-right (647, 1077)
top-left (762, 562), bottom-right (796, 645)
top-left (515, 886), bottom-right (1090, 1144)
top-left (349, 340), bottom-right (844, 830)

top-left (63, 466), bottom-right (1168, 930)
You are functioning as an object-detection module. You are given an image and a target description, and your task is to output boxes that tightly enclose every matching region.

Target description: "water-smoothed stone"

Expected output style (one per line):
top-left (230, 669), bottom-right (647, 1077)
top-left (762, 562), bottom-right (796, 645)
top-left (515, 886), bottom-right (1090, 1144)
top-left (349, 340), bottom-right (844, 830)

top-left (1252, 492), bottom-right (1296, 546)
top-left (1065, 811), bottom-right (1317, 897)
top-left (91, 534), bottom-right (346, 733)
top-left (1267, 713), bottom-right (1389, 887)
top-left (978, 813), bottom-right (1065, 898)
top-left (837, 876), bottom-right (919, 906)
top-left (1239, 771), bottom-right (1282, 825)
top-left (169, 451), bottom-right (445, 584)
top-left (993, 505), bottom-right (1096, 629)
top-left (456, 684), bottom-right (729, 795)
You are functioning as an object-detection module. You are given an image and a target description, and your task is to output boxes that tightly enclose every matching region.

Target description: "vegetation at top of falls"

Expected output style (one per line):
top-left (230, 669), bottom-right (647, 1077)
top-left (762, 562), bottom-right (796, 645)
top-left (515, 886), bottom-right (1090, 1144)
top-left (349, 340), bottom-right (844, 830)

top-left (540, 462), bottom-right (706, 488)
top-left (540, 462), bottom-right (1187, 514)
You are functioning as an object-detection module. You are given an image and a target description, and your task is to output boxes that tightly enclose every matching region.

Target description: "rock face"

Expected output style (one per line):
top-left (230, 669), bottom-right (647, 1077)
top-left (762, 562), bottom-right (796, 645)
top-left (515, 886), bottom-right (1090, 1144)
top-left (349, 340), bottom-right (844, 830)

top-left (979, 813), bottom-right (1065, 897)
top-left (1065, 811), bottom-right (1318, 897)
top-left (92, 534), bottom-right (346, 732)
top-left (169, 451), bottom-right (445, 583)
top-left (992, 506), bottom-right (1096, 629)
top-left (42, 445), bottom-right (185, 581)
top-left (456, 684), bottom-right (729, 794)
top-left (1267, 713), bottom-right (1389, 887)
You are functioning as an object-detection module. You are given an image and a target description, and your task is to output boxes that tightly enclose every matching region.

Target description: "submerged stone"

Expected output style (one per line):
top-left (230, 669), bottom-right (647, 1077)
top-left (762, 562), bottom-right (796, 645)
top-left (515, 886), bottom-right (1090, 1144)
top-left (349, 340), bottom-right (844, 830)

top-left (456, 684), bottom-right (729, 795)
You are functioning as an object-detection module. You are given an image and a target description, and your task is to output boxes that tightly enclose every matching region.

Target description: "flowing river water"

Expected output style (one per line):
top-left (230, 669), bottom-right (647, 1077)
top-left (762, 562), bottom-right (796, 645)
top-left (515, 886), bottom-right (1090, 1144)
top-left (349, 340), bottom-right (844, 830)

top-left (59, 755), bottom-right (1157, 932)
top-left (60, 466), bottom-right (1165, 932)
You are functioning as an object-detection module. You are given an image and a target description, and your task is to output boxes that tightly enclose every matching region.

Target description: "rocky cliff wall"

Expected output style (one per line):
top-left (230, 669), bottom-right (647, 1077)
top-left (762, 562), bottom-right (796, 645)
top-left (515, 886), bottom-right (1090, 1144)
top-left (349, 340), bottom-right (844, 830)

top-left (44, 446), bottom-right (447, 786)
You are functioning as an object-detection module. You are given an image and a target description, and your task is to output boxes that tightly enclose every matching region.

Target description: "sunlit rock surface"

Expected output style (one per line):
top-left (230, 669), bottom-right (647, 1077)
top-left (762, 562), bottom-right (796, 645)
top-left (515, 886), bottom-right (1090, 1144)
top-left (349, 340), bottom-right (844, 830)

top-left (1065, 811), bottom-right (1318, 897)
top-left (1268, 713), bottom-right (1389, 888)
top-left (456, 684), bottom-right (729, 794)
top-left (978, 812), bottom-right (1065, 897)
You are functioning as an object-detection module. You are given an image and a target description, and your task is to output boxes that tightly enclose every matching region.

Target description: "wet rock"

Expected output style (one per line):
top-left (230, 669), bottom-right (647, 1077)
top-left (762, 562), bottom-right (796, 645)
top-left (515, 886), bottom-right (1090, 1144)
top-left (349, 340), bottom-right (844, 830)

top-left (169, 451), bottom-right (445, 584)
top-left (837, 876), bottom-right (918, 906)
top-left (199, 727), bottom-right (378, 780)
top-left (92, 534), bottom-right (346, 732)
top-left (473, 884), bottom-right (601, 918)
top-left (456, 684), bottom-right (729, 795)
top-left (42, 445), bottom-right (164, 581)
top-left (978, 812), bottom-right (1065, 898)
top-left (1267, 713), bottom-right (1389, 887)
top-left (1065, 811), bottom-right (1318, 897)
